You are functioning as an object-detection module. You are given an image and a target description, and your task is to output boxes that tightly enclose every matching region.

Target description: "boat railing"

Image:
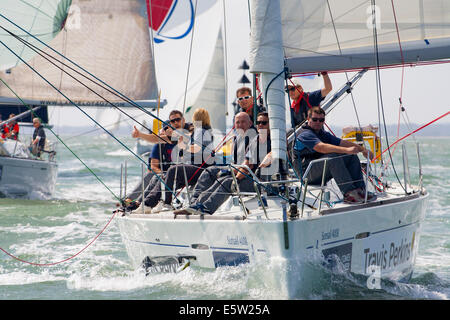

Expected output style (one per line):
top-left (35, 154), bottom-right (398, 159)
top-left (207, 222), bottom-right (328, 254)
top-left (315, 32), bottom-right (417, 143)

top-left (402, 141), bottom-right (424, 195)
top-left (301, 157), bottom-right (331, 216)
top-left (230, 164), bottom-right (300, 219)
top-left (119, 143), bottom-right (424, 218)
top-left (300, 154), bottom-right (378, 215)
top-left (415, 142), bottom-right (423, 194)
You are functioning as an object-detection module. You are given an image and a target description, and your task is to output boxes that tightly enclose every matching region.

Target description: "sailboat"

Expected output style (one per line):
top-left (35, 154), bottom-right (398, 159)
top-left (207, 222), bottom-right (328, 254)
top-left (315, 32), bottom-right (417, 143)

top-left (114, 0), bottom-right (443, 297)
top-left (0, 0), bottom-right (163, 198)
top-left (0, 0), bottom-right (70, 198)
top-left (0, 101), bottom-right (58, 198)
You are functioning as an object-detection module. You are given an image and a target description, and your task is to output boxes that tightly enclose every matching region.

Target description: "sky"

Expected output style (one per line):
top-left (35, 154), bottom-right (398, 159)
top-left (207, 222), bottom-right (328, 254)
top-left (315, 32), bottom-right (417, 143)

top-left (46, 0), bottom-right (449, 133)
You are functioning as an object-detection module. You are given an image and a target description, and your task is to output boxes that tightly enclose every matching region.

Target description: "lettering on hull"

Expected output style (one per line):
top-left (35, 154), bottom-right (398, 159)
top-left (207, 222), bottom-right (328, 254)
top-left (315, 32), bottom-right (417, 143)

top-left (363, 237), bottom-right (413, 273)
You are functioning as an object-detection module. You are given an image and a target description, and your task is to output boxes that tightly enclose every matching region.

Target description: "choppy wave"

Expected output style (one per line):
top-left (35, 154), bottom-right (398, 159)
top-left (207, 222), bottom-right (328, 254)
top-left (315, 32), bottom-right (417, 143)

top-left (0, 137), bottom-right (449, 300)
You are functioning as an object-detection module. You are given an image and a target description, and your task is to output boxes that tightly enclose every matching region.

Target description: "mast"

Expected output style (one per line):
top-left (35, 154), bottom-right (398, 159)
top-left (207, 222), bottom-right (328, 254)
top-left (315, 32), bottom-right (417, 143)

top-left (249, 0), bottom-right (287, 178)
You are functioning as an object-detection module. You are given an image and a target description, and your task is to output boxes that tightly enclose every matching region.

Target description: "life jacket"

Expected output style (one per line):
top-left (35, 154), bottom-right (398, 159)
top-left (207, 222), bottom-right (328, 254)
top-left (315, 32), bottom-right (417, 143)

top-left (291, 91), bottom-right (312, 114)
top-left (1, 124), bottom-right (8, 139)
top-left (291, 92), bottom-right (313, 127)
top-left (7, 123), bottom-right (19, 140)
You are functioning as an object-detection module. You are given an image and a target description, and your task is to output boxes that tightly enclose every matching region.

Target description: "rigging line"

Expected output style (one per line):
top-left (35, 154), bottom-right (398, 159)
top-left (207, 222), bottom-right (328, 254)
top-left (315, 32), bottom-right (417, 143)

top-left (389, 0), bottom-right (418, 148)
top-left (2, 26), bottom-right (172, 145)
top-left (287, 76), bottom-right (336, 136)
top-left (370, 2), bottom-right (383, 168)
top-left (372, 111), bottom-right (449, 164)
top-left (289, 59), bottom-right (450, 77)
top-left (0, 76), bottom-right (120, 201)
top-left (182, 0), bottom-right (199, 114)
top-left (0, 39), bottom-right (179, 201)
top-left (147, 0), bottom-right (156, 73)
top-left (299, 0), bottom-right (368, 43)
top-left (246, 0), bottom-right (251, 28)
top-left (326, 0), bottom-right (362, 130)
top-left (13, 0), bottom-right (43, 69)
top-left (0, 13), bottom-right (182, 139)
top-left (285, 73), bottom-right (297, 164)
top-left (371, 0), bottom-right (406, 193)
top-left (64, 112), bottom-right (149, 141)
top-left (16, 0), bottom-right (54, 20)
top-left (174, 124), bottom-right (236, 197)
top-left (264, 69), bottom-right (286, 112)
top-left (0, 211), bottom-right (118, 267)
top-left (222, 0), bottom-right (229, 116)
top-left (391, 0), bottom-right (406, 157)
top-left (401, 111), bottom-right (418, 143)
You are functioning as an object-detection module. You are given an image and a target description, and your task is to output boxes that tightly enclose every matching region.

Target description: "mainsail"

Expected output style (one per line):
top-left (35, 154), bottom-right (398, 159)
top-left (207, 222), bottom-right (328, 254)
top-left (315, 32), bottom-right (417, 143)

top-left (250, 0), bottom-right (450, 168)
top-left (146, 0), bottom-right (223, 118)
top-left (280, 0), bottom-right (450, 74)
top-left (0, 0), bottom-right (159, 107)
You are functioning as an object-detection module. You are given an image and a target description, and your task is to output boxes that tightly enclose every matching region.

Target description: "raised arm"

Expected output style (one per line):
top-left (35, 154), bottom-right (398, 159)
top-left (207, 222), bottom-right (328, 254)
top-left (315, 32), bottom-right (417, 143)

top-left (132, 126), bottom-right (170, 144)
top-left (320, 72), bottom-right (332, 98)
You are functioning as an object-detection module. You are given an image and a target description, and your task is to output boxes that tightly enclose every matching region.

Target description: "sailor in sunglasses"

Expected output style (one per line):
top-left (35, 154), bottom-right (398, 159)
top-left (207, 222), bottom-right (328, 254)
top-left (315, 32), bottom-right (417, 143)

top-left (235, 86), bottom-right (265, 123)
top-left (286, 72), bottom-right (332, 129)
top-left (294, 106), bottom-right (375, 204)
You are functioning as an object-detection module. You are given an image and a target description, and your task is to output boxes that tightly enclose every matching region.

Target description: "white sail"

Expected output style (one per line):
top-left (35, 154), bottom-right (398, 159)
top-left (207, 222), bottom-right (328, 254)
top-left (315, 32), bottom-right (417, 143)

top-left (279, 0), bottom-right (450, 73)
top-left (147, 0), bottom-right (223, 115)
top-left (188, 29), bottom-right (226, 133)
top-left (0, 0), bottom-right (158, 106)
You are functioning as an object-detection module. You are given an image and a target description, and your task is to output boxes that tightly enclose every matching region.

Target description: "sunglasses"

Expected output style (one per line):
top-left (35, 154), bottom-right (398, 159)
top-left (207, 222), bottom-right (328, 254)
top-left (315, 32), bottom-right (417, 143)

top-left (285, 87), bottom-right (296, 93)
top-left (311, 117), bottom-right (325, 122)
top-left (256, 120), bottom-right (268, 125)
top-left (169, 117), bottom-right (182, 123)
top-left (237, 95), bottom-right (251, 101)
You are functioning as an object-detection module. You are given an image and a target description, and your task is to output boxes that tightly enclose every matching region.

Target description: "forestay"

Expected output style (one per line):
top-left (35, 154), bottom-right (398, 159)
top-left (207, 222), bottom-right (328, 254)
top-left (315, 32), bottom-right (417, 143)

top-left (0, 0), bottom-right (159, 106)
top-left (280, 0), bottom-right (450, 73)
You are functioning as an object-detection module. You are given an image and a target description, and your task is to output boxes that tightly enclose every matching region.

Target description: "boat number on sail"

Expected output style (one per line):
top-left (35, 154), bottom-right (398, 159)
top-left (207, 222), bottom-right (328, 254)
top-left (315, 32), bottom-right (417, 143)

top-left (363, 236), bottom-right (413, 273)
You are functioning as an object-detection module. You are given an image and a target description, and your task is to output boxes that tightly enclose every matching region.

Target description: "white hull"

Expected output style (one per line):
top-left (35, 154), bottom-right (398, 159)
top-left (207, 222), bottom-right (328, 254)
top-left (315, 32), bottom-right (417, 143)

top-left (117, 186), bottom-right (428, 298)
top-left (0, 156), bottom-right (57, 199)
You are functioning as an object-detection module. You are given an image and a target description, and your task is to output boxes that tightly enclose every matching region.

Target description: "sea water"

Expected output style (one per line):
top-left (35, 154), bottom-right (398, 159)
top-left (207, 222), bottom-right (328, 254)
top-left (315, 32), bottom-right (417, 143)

top-left (0, 135), bottom-right (449, 300)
